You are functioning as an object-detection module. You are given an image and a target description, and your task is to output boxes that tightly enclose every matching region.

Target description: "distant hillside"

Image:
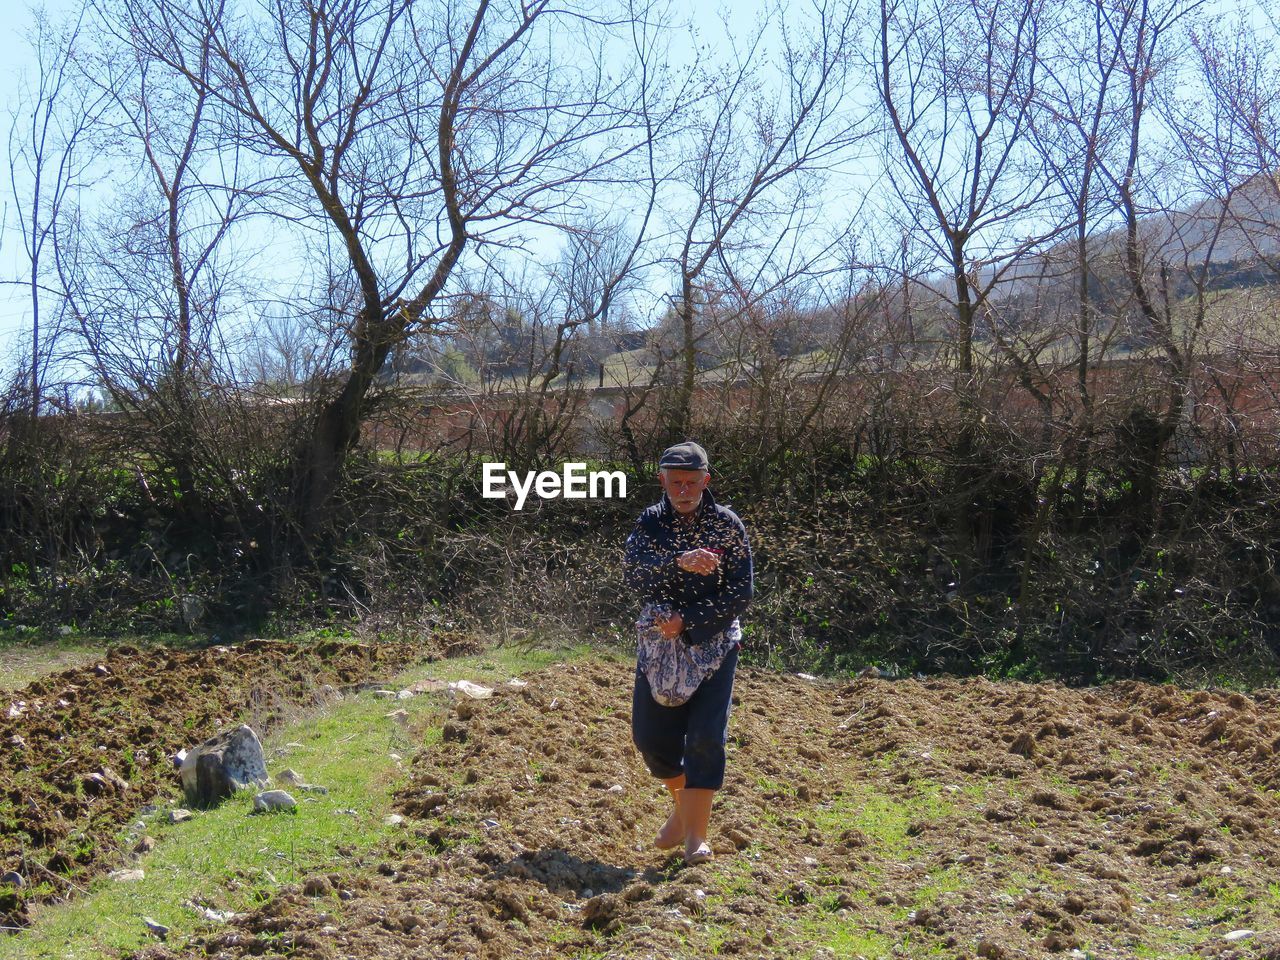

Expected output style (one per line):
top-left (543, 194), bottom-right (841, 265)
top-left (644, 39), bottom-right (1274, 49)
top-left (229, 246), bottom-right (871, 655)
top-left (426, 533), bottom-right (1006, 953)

top-left (990, 173), bottom-right (1280, 303)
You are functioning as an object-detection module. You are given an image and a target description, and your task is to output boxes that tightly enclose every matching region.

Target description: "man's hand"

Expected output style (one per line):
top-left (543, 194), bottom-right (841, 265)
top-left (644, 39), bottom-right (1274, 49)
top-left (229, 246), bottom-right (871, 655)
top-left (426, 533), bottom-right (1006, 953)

top-left (657, 611), bottom-right (684, 639)
top-left (677, 548), bottom-right (721, 576)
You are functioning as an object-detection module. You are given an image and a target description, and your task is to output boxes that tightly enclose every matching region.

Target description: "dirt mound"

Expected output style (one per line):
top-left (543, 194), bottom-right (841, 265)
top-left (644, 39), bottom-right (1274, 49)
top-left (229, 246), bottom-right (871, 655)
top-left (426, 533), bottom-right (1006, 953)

top-left (0, 638), bottom-right (417, 931)
top-left (101, 661), bottom-right (1280, 957)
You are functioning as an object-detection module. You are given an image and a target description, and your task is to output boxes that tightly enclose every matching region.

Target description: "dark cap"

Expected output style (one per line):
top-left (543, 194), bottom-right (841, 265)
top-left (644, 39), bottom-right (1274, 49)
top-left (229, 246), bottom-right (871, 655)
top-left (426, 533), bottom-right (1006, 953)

top-left (658, 440), bottom-right (709, 472)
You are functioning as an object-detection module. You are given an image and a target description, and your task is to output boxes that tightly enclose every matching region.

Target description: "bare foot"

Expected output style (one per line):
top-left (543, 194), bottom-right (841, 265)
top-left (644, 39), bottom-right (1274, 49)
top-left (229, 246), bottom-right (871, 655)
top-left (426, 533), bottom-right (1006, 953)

top-left (655, 810), bottom-right (685, 850)
top-left (684, 840), bottom-right (712, 865)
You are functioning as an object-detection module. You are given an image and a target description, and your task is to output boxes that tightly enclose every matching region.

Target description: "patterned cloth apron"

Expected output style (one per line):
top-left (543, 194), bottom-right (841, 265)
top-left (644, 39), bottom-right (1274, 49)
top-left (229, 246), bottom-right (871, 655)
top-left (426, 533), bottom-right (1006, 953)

top-left (636, 602), bottom-right (741, 707)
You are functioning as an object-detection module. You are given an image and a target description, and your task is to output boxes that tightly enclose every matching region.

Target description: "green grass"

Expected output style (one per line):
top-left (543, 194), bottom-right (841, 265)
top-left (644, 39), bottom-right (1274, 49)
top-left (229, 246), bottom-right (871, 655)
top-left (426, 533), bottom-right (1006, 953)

top-left (1116, 868), bottom-right (1280, 960)
top-left (912, 863), bottom-right (969, 908)
top-left (0, 642), bottom-right (590, 959)
top-left (793, 917), bottom-right (896, 958)
top-left (699, 769), bottom-right (977, 958)
top-left (812, 778), bottom-right (960, 858)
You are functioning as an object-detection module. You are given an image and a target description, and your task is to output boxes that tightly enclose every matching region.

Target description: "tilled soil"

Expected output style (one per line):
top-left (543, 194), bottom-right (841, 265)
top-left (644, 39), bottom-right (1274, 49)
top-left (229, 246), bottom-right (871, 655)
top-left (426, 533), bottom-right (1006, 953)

top-left (1, 639), bottom-right (417, 931)
top-left (133, 658), bottom-right (1280, 960)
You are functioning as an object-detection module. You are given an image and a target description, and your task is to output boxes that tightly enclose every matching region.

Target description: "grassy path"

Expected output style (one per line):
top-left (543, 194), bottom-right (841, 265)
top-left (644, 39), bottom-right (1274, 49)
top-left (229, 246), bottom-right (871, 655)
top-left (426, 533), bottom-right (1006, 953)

top-left (0, 643), bottom-right (581, 959)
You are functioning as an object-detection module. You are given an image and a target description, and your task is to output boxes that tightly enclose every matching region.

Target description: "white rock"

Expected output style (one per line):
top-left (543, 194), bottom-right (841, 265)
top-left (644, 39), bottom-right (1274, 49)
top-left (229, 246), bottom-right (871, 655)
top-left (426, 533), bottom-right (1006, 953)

top-left (169, 809), bottom-right (193, 824)
top-left (142, 917), bottom-right (169, 939)
top-left (449, 680), bottom-right (494, 699)
top-left (396, 690), bottom-right (414, 700)
top-left (796, 673), bottom-right (819, 681)
top-left (183, 900), bottom-right (237, 923)
top-left (109, 869), bottom-right (145, 882)
top-left (1219, 865), bottom-right (1232, 875)
top-left (407, 678), bottom-right (447, 694)
top-left (277, 773), bottom-right (325, 793)
top-left (606, 784), bottom-right (625, 794)
top-left (180, 725), bottom-right (269, 807)
top-left (384, 814), bottom-right (405, 827)
top-left (371, 689), bottom-right (398, 699)
top-left (506, 678), bottom-right (529, 688)
top-left (388, 753), bottom-right (403, 762)
top-left (1224, 930), bottom-right (1256, 942)
top-left (252, 790), bottom-right (297, 813)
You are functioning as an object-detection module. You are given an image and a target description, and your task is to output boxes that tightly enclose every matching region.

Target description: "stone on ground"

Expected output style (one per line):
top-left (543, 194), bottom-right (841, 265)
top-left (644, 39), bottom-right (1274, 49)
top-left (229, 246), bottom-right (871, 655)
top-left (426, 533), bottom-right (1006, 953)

top-left (449, 680), bottom-right (493, 699)
top-left (179, 724), bottom-right (269, 808)
top-left (252, 789), bottom-right (297, 813)
top-left (276, 768), bottom-right (326, 793)
top-left (142, 917), bottom-right (169, 939)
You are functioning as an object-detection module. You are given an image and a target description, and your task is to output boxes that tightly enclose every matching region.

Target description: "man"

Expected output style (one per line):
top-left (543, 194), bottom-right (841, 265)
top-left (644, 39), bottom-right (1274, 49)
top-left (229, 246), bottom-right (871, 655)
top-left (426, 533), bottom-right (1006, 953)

top-left (624, 440), bottom-right (753, 865)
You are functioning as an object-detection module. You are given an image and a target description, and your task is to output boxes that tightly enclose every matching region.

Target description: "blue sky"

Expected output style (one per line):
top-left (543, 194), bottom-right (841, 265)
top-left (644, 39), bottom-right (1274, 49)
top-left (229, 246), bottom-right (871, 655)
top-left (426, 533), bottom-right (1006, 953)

top-left (0, 0), bottom-right (775, 375)
top-left (0, 0), bottom-right (1269, 382)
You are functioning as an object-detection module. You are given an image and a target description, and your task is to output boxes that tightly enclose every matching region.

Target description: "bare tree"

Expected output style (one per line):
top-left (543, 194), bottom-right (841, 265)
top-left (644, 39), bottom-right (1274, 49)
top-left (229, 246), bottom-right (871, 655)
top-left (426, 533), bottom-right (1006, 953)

top-left (99, 0), bottom-right (661, 545)
top-left (1172, 9), bottom-right (1280, 478)
top-left (1182, 11), bottom-right (1280, 276)
top-left (663, 0), bottom-right (866, 440)
top-left (6, 3), bottom-right (107, 415)
top-left (873, 0), bottom-right (1070, 590)
top-left (1101, 0), bottom-right (1203, 407)
top-left (875, 0), bottom-right (1068, 382)
top-left (243, 305), bottom-right (339, 392)
top-left (1025, 0), bottom-right (1137, 496)
top-left (710, 260), bottom-right (885, 487)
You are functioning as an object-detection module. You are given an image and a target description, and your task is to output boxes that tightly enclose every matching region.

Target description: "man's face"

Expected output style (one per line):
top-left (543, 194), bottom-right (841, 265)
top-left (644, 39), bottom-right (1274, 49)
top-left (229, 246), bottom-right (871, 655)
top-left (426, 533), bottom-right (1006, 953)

top-left (660, 468), bottom-right (710, 514)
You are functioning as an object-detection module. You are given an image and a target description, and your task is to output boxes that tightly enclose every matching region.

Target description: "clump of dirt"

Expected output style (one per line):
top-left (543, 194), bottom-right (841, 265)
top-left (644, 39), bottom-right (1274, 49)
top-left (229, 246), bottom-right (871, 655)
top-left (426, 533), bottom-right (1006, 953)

top-left (68, 660), bottom-right (1280, 957)
top-left (0, 638), bottom-right (418, 931)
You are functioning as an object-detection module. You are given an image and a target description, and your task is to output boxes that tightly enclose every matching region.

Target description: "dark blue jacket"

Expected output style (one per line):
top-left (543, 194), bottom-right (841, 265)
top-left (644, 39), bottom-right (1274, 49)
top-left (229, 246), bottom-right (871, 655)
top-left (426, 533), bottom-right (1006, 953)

top-left (623, 487), bottom-right (753, 645)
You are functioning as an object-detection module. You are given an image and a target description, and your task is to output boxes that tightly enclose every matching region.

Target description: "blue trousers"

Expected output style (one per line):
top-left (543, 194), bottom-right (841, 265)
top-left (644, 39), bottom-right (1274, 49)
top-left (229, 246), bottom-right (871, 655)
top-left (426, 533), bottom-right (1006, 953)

top-left (631, 645), bottom-right (738, 790)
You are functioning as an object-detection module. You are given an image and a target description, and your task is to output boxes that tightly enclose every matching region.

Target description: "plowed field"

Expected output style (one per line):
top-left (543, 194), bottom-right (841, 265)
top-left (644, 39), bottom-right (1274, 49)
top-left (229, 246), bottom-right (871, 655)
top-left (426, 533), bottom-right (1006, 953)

top-left (1, 639), bottom-right (417, 931)
top-left (127, 658), bottom-right (1280, 960)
